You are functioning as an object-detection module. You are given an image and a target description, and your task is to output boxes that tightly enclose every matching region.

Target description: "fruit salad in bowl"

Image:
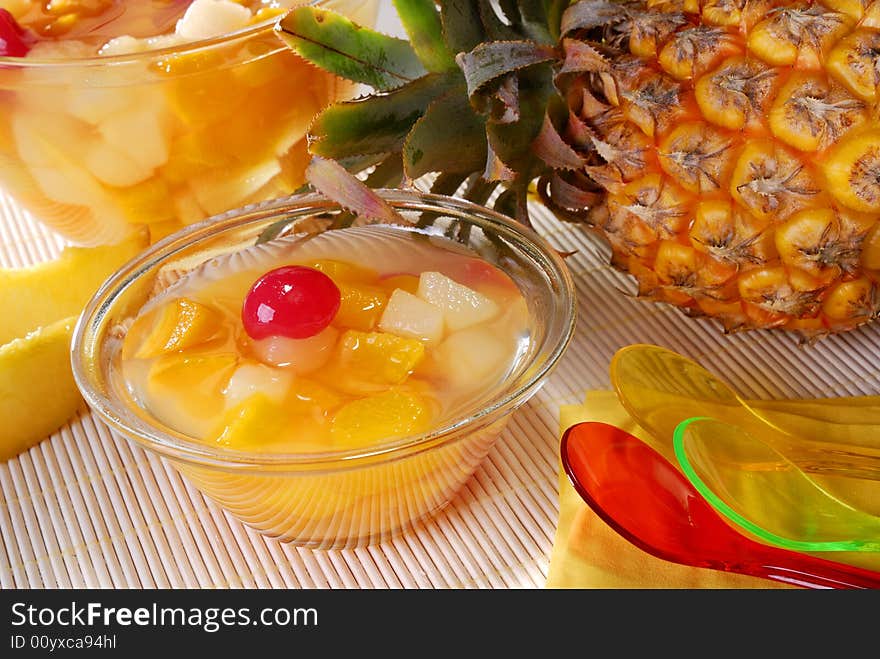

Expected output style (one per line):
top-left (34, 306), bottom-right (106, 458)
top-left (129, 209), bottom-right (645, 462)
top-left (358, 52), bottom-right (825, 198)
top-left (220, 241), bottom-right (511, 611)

top-left (0, 0), bottom-right (379, 247)
top-left (72, 190), bottom-right (576, 548)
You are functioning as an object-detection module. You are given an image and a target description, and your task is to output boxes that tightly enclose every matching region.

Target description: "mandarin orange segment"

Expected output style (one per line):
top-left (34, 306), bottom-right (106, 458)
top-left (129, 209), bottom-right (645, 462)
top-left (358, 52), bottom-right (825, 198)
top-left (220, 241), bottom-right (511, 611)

top-left (285, 378), bottom-right (344, 419)
top-left (334, 282), bottom-right (388, 332)
top-left (329, 389), bottom-right (435, 449)
top-left (309, 259), bottom-right (379, 284)
top-left (330, 330), bottom-right (425, 386)
top-left (379, 274), bottom-right (420, 296)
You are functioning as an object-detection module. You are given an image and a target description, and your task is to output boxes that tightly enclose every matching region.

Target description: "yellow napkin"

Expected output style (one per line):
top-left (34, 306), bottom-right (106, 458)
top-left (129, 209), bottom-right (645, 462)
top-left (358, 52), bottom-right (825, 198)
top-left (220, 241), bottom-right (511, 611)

top-left (545, 390), bottom-right (795, 589)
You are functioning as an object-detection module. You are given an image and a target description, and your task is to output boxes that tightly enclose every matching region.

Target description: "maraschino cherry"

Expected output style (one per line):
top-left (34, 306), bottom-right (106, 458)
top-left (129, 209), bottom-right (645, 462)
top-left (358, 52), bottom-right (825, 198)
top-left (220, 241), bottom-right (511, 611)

top-left (242, 266), bottom-right (341, 340)
top-left (0, 9), bottom-right (34, 58)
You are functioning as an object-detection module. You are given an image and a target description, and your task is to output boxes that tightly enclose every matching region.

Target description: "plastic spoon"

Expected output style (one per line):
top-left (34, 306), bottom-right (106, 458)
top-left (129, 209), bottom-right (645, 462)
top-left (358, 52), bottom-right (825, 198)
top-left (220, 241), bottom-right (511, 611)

top-left (673, 416), bottom-right (880, 553)
top-left (560, 421), bottom-right (880, 589)
top-left (609, 343), bottom-right (880, 481)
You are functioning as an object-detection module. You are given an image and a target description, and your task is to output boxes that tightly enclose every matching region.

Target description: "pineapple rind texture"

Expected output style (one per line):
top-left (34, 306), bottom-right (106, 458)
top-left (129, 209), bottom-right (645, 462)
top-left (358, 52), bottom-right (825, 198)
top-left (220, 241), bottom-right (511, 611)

top-left (282, 0), bottom-right (880, 337)
top-left (553, 0), bottom-right (880, 336)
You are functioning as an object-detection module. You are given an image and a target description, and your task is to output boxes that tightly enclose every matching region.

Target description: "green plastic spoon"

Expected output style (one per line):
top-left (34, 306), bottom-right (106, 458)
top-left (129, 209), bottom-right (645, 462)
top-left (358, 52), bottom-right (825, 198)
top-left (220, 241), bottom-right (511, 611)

top-left (610, 343), bottom-right (880, 484)
top-left (674, 416), bottom-right (880, 554)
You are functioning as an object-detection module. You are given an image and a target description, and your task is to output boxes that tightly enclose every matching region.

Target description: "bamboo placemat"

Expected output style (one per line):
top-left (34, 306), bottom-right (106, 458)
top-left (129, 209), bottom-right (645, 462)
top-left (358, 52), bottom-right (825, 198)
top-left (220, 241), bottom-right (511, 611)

top-left (3, 185), bottom-right (880, 589)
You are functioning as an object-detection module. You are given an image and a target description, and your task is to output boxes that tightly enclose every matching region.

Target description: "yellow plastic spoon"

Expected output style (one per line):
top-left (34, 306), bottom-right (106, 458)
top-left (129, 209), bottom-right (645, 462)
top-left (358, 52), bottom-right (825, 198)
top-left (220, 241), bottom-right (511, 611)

top-left (674, 416), bottom-right (880, 554)
top-left (609, 344), bottom-right (880, 484)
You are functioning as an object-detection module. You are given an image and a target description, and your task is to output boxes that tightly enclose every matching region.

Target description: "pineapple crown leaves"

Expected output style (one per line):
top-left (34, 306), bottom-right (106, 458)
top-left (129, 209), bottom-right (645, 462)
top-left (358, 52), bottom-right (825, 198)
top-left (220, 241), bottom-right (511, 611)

top-left (275, 0), bottom-right (605, 226)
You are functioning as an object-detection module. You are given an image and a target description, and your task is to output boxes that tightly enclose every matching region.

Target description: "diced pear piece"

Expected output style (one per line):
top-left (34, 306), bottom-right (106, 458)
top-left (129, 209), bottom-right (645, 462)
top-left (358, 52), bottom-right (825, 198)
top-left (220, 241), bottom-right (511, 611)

top-left (417, 271), bottom-right (499, 332)
top-left (175, 0), bottom-right (252, 40)
top-left (12, 111), bottom-right (107, 207)
top-left (188, 157), bottom-right (281, 216)
top-left (0, 317), bottom-right (82, 461)
top-left (378, 288), bottom-right (445, 345)
top-left (67, 87), bottom-right (133, 125)
top-left (84, 140), bottom-right (154, 187)
top-left (98, 35), bottom-right (148, 56)
top-left (431, 326), bottom-right (509, 389)
top-left (223, 361), bottom-right (293, 409)
top-left (99, 104), bottom-right (171, 172)
top-left (0, 232), bottom-right (148, 347)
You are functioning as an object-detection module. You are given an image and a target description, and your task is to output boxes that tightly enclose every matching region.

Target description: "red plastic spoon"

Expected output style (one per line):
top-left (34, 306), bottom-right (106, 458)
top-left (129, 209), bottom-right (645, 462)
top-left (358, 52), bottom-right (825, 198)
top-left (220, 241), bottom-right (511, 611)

top-left (560, 421), bottom-right (880, 589)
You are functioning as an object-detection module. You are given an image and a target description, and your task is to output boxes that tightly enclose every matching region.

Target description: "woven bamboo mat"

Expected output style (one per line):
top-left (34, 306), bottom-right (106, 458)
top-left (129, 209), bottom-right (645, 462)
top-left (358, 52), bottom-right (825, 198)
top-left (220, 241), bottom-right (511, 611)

top-left (2, 185), bottom-right (880, 589)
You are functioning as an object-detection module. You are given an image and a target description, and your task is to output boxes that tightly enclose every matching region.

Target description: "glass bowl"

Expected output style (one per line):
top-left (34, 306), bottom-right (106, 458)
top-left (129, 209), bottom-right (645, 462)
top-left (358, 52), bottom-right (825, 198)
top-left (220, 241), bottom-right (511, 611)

top-left (71, 190), bottom-right (577, 549)
top-left (0, 0), bottom-right (379, 247)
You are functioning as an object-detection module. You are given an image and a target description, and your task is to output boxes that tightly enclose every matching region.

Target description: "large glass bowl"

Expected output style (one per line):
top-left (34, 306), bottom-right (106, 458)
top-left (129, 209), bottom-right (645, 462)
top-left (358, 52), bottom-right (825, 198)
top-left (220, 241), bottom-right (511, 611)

top-left (0, 0), bottom-right (379, 247)
top-left (71, 190), bottom-right (577, 549)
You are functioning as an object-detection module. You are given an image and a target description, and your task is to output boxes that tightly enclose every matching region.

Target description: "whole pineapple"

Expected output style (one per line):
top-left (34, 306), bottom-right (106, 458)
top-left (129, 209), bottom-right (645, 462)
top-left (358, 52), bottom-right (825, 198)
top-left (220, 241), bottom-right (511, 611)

top-left (277, 0), bottom-right (880, 337)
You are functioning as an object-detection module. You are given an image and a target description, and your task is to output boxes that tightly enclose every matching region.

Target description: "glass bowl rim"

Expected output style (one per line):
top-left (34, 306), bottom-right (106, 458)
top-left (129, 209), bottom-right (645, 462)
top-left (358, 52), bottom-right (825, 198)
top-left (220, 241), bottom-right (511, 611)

top-left (0, 0), bottom-right (327, 68)
top-left (71, 189), bottom-right (577, 472)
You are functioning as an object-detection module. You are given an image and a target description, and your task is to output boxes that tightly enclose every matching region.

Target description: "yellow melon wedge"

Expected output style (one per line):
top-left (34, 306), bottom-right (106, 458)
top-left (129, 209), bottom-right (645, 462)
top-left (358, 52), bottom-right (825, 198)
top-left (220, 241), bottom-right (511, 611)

top-left (0, 316), bottom-right (82, 461)
top-left (0, 230), bottom-right (148, 347)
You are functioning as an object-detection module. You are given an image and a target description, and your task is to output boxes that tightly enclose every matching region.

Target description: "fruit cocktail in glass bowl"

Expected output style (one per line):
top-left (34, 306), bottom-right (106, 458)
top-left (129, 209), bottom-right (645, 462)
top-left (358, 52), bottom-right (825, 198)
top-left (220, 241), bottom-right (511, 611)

top-left (72, 190), bottom-right (576, 548)
top-left (0, 0), bottom-right (379, 246)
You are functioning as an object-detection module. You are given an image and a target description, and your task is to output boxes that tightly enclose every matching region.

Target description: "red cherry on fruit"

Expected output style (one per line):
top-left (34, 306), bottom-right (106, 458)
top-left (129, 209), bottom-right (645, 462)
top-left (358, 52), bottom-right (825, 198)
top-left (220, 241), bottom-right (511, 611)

top-left (0, 9), bottom-right (33, 58)
top-left (242, 266), bottom-right (341, 340)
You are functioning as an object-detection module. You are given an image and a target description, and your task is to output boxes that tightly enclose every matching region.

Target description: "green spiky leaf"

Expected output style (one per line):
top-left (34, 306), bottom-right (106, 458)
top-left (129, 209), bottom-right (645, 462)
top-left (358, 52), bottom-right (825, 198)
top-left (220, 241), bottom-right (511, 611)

top-left (309, 72), bottom-right (461, 159)
top-left (440, 0), bottom-right (485, 53)
top-left (403, 89), bottom-right (488, 180)
top-left (393, 0), bottom-right (457, 72)
top-left (276, 7), bottom-right (426, 91)
top-left (485, 64), bottom-right (556, 177)
top-left (456, 40), bottom-right (556, 100)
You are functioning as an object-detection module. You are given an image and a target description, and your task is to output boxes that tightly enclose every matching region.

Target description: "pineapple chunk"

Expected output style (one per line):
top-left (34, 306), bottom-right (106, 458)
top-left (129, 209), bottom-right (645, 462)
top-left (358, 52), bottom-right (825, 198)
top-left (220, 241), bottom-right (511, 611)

top-left (0, 317), bottom-right (82, 461)
top-left (122, 297), bottom-right (224, 360)
top-left (329, 389), bottom-right (435, 449)
top-left (223, 361), bottom-right (293, 409)
top-left (378, 288), bottom-right (445, 346)
top-left (417, 271), bottom-right (499, 332)
top-left (430, 326), bottom-right (510, 390)
top-left (145, 352), bottom-right (238, 438)
top-left (213, 393), bottom-right (292, 450)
